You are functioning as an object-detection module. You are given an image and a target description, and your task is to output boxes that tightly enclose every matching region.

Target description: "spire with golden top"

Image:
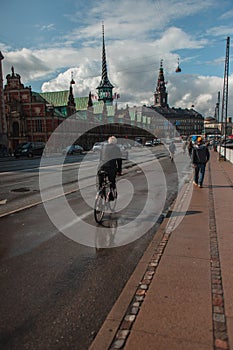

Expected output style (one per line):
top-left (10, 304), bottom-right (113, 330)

top-left (96, 23), bottom-right (114, 104)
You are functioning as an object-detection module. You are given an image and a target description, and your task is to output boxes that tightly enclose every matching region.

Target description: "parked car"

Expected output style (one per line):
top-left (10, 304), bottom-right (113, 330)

top-left (123, 142), bottom-right (132, 149)
top-left (14, 142), bottom-right (45, 158)
top-left (91, 141), bottom-right (128, 159)
top-left (62, 145), bottom-right (84, 155)
top-left (222, 139), bottom-right (233, 148)
top-left (145, 140), bottom-right (153, 147)
top-left (118, 144), bottom-right (129, 160)
top-left (134, 141), bottom-right (143, 148)
top-left (153, 139), bottom-right (161, 145)
top-left (92, 142), bottom-right (107, 152)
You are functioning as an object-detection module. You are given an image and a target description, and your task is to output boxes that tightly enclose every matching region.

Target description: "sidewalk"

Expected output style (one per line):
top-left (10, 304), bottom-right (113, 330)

top-left (90, 150), bottom-right (233, 350)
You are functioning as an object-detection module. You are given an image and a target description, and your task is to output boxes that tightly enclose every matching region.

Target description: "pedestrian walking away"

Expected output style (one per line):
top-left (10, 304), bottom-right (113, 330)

top-left (182, 141), bottom-right (187, 154)
top-left (192, 136), bottom-right (210, 188)
top-left (187, 139), bottom-right (193, 158)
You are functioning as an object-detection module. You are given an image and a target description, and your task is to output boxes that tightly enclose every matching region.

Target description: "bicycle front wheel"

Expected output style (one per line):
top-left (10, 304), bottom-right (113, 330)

top-left (94, 193), bottom-right (105, 223)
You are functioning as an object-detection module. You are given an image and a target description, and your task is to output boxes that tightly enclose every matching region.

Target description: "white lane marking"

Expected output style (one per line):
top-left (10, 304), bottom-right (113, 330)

top-left (0, 187), bottom-right (80, 218)
top-left (0, 159), bottom-right (97, 176)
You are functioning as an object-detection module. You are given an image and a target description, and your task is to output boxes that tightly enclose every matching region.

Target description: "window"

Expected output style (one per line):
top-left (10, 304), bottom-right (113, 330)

top-left (35, 119), bottom-right (43, 132)
top-left (12, 122), bottom-right (19, 136)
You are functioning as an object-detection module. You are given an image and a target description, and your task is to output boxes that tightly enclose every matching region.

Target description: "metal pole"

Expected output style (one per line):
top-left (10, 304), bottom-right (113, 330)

top-left (219, 36), bottom-right (230, 161)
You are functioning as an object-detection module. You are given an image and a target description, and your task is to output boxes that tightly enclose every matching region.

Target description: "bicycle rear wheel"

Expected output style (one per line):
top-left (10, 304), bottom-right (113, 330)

top-left (107, 189), bottom-right (117, 212)
top-left (94, 192), bottom-right (106, 223)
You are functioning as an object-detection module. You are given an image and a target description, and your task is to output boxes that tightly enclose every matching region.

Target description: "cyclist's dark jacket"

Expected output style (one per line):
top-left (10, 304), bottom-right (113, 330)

top-left (99, 143), bottom-right (122, 172)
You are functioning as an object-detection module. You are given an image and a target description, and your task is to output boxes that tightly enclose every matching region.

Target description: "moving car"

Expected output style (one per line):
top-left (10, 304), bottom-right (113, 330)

top-left (62, 145), bottom-right (84, 155)
top-left (14, 142), bottom-right (45, 158)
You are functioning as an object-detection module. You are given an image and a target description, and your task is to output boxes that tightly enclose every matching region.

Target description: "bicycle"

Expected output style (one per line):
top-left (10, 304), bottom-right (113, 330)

top-left (94, 170), bottom-right (117, 224)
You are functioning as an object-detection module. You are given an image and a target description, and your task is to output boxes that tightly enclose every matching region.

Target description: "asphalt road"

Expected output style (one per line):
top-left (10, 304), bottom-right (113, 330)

top-left (0, 202), bottom-right (161, 350)
top-left (0, 146), bottom-right (191, 349)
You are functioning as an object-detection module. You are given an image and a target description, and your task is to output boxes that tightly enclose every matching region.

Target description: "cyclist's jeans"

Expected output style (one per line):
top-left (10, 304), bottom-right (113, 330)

top-left (98, 168), bottom-right (117, 190)
top-left (194, 163), bottom-right (206, 185)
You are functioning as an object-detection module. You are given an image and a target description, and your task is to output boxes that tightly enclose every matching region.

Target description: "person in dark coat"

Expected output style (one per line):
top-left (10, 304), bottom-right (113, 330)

top-left (192, 136), bottom-right (210, 188)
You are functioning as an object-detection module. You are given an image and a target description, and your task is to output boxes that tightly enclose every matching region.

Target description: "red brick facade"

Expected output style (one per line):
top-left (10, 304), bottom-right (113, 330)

top-left (4, 67), bottom-right (65, 150)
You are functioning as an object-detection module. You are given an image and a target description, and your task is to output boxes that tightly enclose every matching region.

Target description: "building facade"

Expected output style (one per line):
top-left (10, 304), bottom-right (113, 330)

top-left (3, 67), bottom-right (69, 151)
top-left (0, 28), bottom-right (205, 153)
top-left (0, 51), bottom-right (7, 147)
top-left (149, 59), bottom-right (204, 137)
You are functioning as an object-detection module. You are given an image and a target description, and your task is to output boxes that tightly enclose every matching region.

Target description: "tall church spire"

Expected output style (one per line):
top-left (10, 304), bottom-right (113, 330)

top-left (67, 71), bottom-right (76, 116)
top-left (0, 52), bottom-right (7, 136)
top-left (153, 59), bottom-right (168, 107)
top-left (96, 23), bottom-right (114, 104)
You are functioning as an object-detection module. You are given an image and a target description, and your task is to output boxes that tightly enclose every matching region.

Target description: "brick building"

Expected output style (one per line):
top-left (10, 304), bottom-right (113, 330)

top-left (3, 66), bottom-right (69, 151)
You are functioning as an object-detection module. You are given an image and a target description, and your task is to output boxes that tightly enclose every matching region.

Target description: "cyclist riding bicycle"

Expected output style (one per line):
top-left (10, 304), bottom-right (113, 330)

top-left (97, 136), bottom-right (122, 200)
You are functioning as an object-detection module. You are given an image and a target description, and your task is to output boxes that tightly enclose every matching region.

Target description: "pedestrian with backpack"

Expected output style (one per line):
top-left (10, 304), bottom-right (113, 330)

top-left (192, 137), bottom-right (210, 188)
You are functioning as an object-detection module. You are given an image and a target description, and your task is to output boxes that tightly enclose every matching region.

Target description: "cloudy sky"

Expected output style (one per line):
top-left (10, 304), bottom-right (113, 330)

top-left (1, 0), bottom-right (233, 118)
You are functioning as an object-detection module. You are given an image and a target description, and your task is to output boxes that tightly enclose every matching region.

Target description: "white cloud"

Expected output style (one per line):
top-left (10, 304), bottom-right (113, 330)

top-left (220, 9), bottom-right (233, 20)
top-left (206, 25), bottom-right (233, 37)
top-left (3, 48), bottom-right (52, 82)
top-left (155, 27), bottom-right (207, 51)
top-left (0, 43), bottom-right (11, 52)
top-left (167, 74), bottom-right (233, 118)
top-left (1, 0), bottom-right (232, 118)
top-left (38, 24), bottom-right (56, 32)
top-left (42, 64), bottom-right (101, 96)
top-left (62, 0), bottom-right (217, 45)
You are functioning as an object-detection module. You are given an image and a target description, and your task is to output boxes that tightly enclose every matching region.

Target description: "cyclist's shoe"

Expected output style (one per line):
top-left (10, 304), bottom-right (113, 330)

top-left (113, 189), bottom-right (117, 199)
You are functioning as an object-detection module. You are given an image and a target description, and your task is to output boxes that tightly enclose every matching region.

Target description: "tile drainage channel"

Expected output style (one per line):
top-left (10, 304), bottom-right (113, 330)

top-left (208, 162), bottom-right (230, 350)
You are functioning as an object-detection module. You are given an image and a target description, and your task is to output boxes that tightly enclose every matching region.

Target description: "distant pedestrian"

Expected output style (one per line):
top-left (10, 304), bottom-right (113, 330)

top-left (188, 136), bottom-right (197, 158)
top-left (213, 139), bottom-right (218, 152)
top-left (182, 141), bottom-right (187, 154)
top-left (169, 141), bottom-right (176, 162)
top-left (192, 136), bottom-right (210, 188)
top-left (187, 140), bottom-right (193, 158)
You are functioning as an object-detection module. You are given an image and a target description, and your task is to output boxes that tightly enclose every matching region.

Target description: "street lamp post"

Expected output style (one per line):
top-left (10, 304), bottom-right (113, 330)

top-left (219, 36), bottom-right (230, 161)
